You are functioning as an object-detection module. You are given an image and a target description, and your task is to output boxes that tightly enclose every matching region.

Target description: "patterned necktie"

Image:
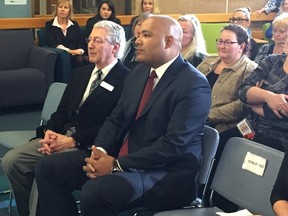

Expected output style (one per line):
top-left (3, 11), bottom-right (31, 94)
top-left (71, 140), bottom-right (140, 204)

top-left (89, 70), bottom-right (102, 94)
top-left (118, 70), bottom-right (158, 157)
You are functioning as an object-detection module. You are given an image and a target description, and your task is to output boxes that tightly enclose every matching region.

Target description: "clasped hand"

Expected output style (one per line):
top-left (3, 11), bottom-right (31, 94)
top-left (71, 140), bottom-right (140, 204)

top-left (83, 145), bottom-right (115, 179)
top-left (38, 130), bottom-right (76, 155)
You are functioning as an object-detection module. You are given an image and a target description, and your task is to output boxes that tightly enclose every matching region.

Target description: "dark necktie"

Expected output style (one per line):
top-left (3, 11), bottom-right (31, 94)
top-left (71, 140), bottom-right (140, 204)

top-left (118, 70), bottom-right (157, 157)
top-left (89, 70), bottom-right (102, 94)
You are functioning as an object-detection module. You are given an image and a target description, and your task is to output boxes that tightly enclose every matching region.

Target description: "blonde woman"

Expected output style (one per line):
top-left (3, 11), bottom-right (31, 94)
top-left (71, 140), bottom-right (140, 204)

top-left (178, 14), bottom-right (207, 67)
top-left (256, 13), bottom-right (288, 64)
top-left (45, 0), bottom-right (88, 68)
top-left (129, 0), bottom-right (160, 38)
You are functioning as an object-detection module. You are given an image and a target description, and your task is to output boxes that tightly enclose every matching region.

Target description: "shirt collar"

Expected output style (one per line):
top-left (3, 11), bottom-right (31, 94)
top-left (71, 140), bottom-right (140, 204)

top-left (92, 59), bottom-right (118, 78)
top-left (151, 55), bottom-right (179, 79)
top-left (52, 17), bottom-right (74, 29)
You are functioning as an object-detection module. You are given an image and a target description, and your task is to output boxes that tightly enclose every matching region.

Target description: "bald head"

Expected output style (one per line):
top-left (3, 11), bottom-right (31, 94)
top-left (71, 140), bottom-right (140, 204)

top-left (135, 15), bottom-right (183, 68)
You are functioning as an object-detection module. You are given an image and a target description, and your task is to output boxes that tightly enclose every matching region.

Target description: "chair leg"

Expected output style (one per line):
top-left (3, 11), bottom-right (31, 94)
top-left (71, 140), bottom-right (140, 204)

top-left (8, 189), bottom-right (13, 216)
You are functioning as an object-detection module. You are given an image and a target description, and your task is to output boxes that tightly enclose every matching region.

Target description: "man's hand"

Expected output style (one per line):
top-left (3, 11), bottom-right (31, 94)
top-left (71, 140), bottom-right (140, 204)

top-left (38, 130), bottom-right (76, 155)
top-left (83, 146), bottom-right (115, 179)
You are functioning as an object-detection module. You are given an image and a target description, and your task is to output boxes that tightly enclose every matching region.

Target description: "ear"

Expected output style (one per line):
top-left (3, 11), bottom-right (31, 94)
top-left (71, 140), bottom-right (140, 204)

top-left (164, 36), bottom-right (174, 49)
top-left (239, 42), bottom-right (246, 52)
top-left (112, 43), bottom-right (120, 55)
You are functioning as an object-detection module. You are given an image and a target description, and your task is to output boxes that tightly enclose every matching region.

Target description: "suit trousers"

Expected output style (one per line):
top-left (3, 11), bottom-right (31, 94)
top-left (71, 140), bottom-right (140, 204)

top-left (2, 138), bottom-right (78, 216)
top-left (2, 139), bottom-right (43, 216)
top-left (35, 150), bottom-right (196, 216)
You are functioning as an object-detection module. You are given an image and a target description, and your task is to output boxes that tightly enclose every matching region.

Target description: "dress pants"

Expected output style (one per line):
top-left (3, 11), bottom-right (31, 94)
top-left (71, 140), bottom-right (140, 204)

top-left (2, 138), bottom-right (79, 216)
top-left (2, 139), bottom-right (43, 216)
top-left (35, 150), bottom-right (197, 216)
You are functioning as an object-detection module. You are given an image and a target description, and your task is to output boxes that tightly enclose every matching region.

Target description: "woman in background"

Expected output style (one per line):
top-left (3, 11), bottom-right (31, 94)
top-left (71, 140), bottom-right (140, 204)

top-left (255, 13), bottom-right (288, 64)
top-left (177, 14), bottom-right (207, 67)
top-left (197, 24), bottom-right (257, 134)
top-left (45, 0), bottom-right (88, 68)
top-left (85, 0), bottom-right (121, 39)
top-left (122, 12), bottom-right (151, 70)
top-left (229, 7), bottom-right (259, 60)
top-left (129, 0), bottom-right (160, 38)
top-left (265, 0), bottom-right (288, 39)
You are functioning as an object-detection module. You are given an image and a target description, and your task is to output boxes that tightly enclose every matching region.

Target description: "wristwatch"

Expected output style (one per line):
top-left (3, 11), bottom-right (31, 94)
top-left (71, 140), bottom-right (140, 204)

top-left (111, 159), bottom-right (123, 173)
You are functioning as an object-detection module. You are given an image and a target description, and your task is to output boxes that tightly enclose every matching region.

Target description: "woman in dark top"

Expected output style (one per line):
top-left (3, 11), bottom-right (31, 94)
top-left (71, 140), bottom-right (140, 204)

top-left (271, 152), bottom-right (288, 215)
top-left (85, 0), bottom-right (121, 39)
top-left (229, 7), bottom-right (259, 60)
top-left (45, 0), bottom-right (88, 68)
top-left (255, 13), bottom-right (288, 64)
top-left (177, 14), bottom-right (207, 67)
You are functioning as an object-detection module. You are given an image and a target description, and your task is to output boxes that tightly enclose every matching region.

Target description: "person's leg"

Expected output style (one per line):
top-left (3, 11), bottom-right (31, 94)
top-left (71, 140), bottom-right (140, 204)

top-left (35, 150), bottom-right (89, 216)
top-left (80, 172), bottom-right (144, 216)
top-left (2, 139), bottom-right (44, 216)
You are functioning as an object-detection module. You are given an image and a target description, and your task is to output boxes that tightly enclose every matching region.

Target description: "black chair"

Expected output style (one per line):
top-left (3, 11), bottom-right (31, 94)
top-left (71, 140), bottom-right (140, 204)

top-left (118, 125), bottom-right (219, 216)
top-left (154, 137), bottom-right (284, 216)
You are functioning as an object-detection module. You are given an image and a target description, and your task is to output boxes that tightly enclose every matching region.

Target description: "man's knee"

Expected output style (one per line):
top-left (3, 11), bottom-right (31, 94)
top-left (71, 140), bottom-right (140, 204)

top-left (2, 149), bottom-right (19, 175)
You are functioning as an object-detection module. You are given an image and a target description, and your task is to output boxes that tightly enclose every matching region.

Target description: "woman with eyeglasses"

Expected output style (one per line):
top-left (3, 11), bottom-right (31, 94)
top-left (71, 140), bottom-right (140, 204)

top-left (255, 13), bottom-right (288, 64)
top-left (197, 24), bottom-right (257, 139)
top-left (177, 14), bottom-right (207, 67)
top-left (229, 7), bottom-right (259, 60)
top-left (197, 24), bottom-right (257, 212)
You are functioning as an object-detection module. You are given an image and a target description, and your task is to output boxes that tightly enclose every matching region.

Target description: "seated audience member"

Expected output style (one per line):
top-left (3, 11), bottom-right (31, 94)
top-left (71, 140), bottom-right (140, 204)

top-left (255, 13), bottom-right (288, 64)
top-left (2, 20), bottom-right (129, 216)
top-left (271, 151), bottom-right (288, 216)
top-left (123, 12), bottom-right (151, 70)
top-left (44, 0), bottom-right (88, 68)
top-left (197, 24), bottom-right (257, 134)
top-left (34, 15), bottom-right (211, 216)
top-left (129, 0), bottom-right (160, 38)
top-left (238, 49), bottom-right (288, 152)
top-left (177, 14), bottom-right (207, 67)
top-left (85, 0), bottom-right (121, 39)
top-left (229, 7), bottom-right (259, 60)
top-left (265, 0), bottom-right (288, 39)
top-left (255, 0), bottom-right (282, 14)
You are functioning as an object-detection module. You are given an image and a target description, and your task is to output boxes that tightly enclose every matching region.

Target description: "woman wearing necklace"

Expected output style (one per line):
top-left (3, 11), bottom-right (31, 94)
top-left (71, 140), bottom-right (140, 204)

top-left (255, 13), bottom-right (288, 64)
top-left (45, 0), bottom-right (88, 69)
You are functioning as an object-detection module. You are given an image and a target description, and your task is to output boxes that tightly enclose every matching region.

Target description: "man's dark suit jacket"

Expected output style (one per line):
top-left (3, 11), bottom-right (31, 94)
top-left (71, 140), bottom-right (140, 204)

top-left (36, 61), bottom-right (129, 148)
top-left (45, 18), bottom-right (86, 50)
top-left (94, 56), bottom-right (211, 207)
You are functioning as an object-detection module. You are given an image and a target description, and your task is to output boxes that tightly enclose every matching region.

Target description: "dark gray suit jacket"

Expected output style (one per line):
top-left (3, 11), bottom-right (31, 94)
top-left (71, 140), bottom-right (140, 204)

top-left (37, 61), bottom-right (129, 148)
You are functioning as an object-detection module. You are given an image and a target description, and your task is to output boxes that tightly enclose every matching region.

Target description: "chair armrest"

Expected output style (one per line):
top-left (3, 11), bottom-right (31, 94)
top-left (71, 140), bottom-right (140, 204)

top-left (29, 47), bottom-right (57, 91)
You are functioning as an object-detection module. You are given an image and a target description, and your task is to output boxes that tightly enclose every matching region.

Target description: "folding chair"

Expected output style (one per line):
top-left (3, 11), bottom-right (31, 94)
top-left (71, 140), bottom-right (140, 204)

top-left (0, 82), bottom-right (67, 215)
top-left (117, 125), bottom-right (219, 216)
top-left (154, 137), bottom-right (284, 216)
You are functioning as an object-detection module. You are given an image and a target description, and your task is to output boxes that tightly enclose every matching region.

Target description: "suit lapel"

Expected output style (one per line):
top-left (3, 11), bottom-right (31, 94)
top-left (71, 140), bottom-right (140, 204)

top-left (70, 64), bottom-right (94, 111)
top-left (136, 56), bottom-right (186, 119)
top-left (84, 61), bottom-right (124, 105)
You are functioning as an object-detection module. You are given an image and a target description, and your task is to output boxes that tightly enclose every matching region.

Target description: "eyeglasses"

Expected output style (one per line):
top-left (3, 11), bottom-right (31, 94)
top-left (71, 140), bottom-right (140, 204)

top-left (87, 37), bottom-right (106, 44)
top-left (216, 39), bottom-right (239, 46)
top-left (229, 17), bottom-right (249, 23)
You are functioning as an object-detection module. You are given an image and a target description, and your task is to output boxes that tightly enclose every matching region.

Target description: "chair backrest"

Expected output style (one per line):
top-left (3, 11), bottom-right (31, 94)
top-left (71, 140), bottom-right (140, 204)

top-left (0, 30), bottom-right (34, 70)
top-left (198, 125), bottom-right (219, 185)
top-left (211, 137), bottom-right (284, 216)
top-left (40, 82), bottom-right (67, 125)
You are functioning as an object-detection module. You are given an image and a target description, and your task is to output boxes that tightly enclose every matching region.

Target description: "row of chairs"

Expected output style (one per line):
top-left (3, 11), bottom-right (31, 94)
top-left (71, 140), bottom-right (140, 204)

top-left (0, 83), bottom-right (284, 216)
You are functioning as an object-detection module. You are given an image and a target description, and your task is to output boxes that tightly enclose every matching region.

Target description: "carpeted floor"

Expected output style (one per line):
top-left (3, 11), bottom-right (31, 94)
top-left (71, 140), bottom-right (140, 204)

top-left (0, 105), bottom-right (42, 216)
